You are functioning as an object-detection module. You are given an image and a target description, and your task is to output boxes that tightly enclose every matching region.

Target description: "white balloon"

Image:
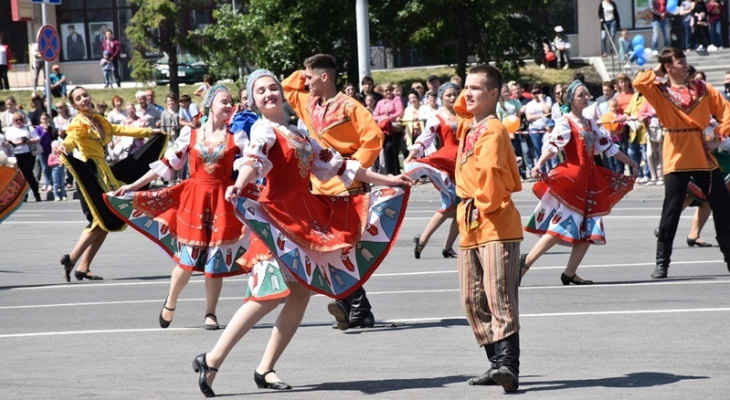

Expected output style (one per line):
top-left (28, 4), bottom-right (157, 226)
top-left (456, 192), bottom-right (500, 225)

top-left (643, 48), bottom-right (653, 60)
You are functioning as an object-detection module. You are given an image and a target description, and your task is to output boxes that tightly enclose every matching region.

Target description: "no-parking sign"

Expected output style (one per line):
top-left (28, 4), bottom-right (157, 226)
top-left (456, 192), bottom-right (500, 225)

top-left (37, 25), bottom-right (61, 62)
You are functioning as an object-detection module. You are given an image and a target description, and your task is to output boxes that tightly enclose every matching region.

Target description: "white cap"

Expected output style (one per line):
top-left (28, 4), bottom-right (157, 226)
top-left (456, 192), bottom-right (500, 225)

top-left (555, 25), bottom-right (564, 33)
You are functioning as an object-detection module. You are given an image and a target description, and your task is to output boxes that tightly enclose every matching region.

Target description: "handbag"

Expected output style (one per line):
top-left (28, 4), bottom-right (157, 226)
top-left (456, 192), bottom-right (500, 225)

top-left (27, 127), bottom-right (43, 156)
top-left (378, 117), bottom-right (392, 135)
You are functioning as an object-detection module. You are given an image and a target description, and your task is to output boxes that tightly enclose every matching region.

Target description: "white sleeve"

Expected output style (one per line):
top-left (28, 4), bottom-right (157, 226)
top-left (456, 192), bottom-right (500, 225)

top-left (234, 119), bottom-right (276, 178)
top-left (308, 132), bottom-right (359, 187)
top-left (233, 127), bottom-right (249, 154)
top-left (590, 119), bottom-right (619, 157)
top-left (547, 117), bottom-right (573, 154)
top-left (149, 126), bottom-right (192, 179)
top-left (409, 116), bottom-right (439, 155)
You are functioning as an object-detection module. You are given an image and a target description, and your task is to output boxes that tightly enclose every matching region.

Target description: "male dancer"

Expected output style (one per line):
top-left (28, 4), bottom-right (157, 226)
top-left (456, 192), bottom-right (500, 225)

top-left (633, 47), bottom-right (730, 279)
top-left (282, 54), bottom-right (383, 330)
top-left (453, 65), bottom-right (523, 392)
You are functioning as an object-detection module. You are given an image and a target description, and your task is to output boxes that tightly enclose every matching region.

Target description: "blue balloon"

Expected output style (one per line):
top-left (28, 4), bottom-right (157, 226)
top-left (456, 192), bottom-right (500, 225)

top-left (632, 35), bottom-right (645, 47)
top-left (667, 2), bottom-right (678, 13)
top-left (636, 56), bottom-right (647, 66)
top-left (634, 44), bottom-right (645, 54)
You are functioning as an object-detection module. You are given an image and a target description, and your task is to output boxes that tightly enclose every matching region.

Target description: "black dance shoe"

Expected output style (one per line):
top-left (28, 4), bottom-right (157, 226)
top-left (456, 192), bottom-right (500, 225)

top-left (413, 235), bottom-right (425, 259)
top-left (159, 296), bottom-right (175, 329)
top-left (60, 254), bottom-right (74, 283)
top-left (560, 273), bottom-right (593, 285)
top-left (441, 248), bottom-right (457, 258)
top-left (254, 369), bottom-right (292, 390)
top-left (192, 353), bottom-right (217, 397)
top-left (687, 237), bottom-right (712, 247)
top-left (74, 270), bottom-right (103, 281)
top-left (204, 313), bottom-right (219, 330)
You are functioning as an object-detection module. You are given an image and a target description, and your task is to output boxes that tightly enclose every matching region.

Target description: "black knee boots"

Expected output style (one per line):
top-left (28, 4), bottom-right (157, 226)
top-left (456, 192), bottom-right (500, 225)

top-left (467, 343), bottom-right (497, 386)
top-left (717, 233), bottom-right (730, 274)
top-left (652, 242), bottom-right (671, 279)
top-left (490, 333), bottom-right (520, 392)
top-left (327, 286), bottom-right (374, 330)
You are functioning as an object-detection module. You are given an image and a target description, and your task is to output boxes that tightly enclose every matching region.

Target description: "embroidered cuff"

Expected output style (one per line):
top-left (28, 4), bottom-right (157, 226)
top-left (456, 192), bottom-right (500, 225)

top-left (150, 159), bottom-right (174, 180)
top-left (234, 155), bottom-right (272, 178)
top-left (338, 160), bottom-right (360, 188)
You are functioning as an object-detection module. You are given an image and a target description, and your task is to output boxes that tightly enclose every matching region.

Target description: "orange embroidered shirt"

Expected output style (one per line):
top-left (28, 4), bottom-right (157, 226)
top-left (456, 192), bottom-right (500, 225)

top-left (282, 71), bottom-right (383, 195)
top-left (454, 95), bottom-right (523, 249)
top-left (633, 69), bottom-right (730, 173)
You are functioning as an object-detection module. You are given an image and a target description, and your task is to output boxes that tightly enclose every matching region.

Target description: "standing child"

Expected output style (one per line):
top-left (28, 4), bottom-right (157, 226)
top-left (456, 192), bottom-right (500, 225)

top-left (48, 140), bottom-right (67, 201)
top-left (100, 51), bottom-right (113, 88)
top-left (600, 98), bottom-right (626, 173)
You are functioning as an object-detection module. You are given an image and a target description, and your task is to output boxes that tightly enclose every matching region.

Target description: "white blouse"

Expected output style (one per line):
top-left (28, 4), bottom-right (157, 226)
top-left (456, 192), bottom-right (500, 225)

top-left (235, 118), bottom-right (359, 187)
top-left (149, 125), bottom-right (249, 180)
top-left (4, 125), bottom-right (39, 155)
top-left (546, 114), bottom-right (619, 158)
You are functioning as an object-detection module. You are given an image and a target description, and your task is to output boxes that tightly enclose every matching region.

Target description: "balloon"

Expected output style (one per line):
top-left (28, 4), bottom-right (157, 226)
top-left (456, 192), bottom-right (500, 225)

top-left (503, 115), bottom-right (520, 134)
top-left (600, 112), bottom-right (620, 132)
top-left (632, 35), bottom-right (645, 47)
top-left (636, 56), bottom-right (647, 66)
top-left (634, 44), bottom-right (645, 54)
top-left (667, 2), bottom-right (678, 13)
top-left (642, 47), bottom-right (653, 60)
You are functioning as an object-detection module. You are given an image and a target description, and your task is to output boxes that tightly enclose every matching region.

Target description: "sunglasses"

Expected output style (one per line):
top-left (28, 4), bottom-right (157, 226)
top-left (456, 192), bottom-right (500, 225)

top-left (14, 118), bottom-right (24, 122)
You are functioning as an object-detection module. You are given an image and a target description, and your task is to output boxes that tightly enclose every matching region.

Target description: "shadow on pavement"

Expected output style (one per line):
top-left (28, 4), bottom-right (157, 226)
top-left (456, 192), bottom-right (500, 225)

top-left (300, 374), bottom-right (470, 394)
top-left (521, 372), bottom-right (708, 392)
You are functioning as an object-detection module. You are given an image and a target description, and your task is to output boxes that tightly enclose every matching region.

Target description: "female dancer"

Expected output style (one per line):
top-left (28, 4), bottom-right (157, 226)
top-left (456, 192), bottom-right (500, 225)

top-left (54, 86), bottom-right (165, 282)
top-left (106, 85), bottom-right (251, 330)
top-left (190, 70), bottom-right (411, 397)
top-left (405, 82), bottom-right (460, 259)
top-left (521, 80), bottom-right (638, 285)
top-left (0, 151), bottom-right (28, 224)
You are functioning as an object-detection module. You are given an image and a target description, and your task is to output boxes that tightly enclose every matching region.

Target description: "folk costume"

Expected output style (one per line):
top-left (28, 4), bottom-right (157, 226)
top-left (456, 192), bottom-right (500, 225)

top-left (453, 92), bottom-right (523, 390)
top-left (104, 85), bottom-right (252, 278)
top-left (633, 68), bottom-right (730, 277)
top-left (525, 113), bottom-right (634, 244)
top-left (0, 154), bottom-right (28, 224)
top-left (60, 112), bottom-right (167, 232)
top-left (405, 84), bottom-right (460, 214)
top-left (282, 69), bottom-right (384, 328)
top-left (232, 117), bottom-right (409, 301)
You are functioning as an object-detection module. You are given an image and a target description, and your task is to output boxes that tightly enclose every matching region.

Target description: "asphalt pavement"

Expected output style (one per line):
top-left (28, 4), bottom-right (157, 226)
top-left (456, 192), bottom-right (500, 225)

top-left (1, 182), bottom-right (729, 400)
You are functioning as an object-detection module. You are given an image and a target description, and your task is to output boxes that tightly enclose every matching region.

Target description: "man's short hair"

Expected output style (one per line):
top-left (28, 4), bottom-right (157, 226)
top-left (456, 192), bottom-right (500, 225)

top-left (427, 74), bottom-right (439, 83)
top-left (180, 94), bottom-right (192, 102)
top-left (361, 76), bottom-right (374, 85)
top-left (572, 72), bottom-right (585, 83)
top-left (468, 64), bottom-right (502, 91)
top-left (602, 81), bottom-right (616, 91)
top-left (166, 93), bottom-right (178, 102)
top-left (304, 54), bottom-right (337, 74)
top-left (658, 47), bottom-right (685, 70)
top-left (135, 91), bottom-right (147, 100)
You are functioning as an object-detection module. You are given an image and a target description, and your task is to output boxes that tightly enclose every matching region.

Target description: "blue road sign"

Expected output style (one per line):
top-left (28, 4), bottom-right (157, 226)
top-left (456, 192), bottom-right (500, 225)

top-left (31, 0), bottom-right (62, 4)
top-left (37, 25), bottom-right (61, 62)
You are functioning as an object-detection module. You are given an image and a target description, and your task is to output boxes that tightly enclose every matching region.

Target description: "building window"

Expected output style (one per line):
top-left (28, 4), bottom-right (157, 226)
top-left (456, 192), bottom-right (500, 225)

top-left (58, 0), bottom-right (132, 62)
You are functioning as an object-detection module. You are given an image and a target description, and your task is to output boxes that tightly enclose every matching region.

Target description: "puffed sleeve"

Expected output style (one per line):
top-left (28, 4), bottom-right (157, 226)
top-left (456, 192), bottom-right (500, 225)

top-left (409, 115), bottom-right (439, 156)
top-left (308, 132), bottom-right (360, 187)
top-left (234, 119), bottom-right (276, 178)
top-left (149, 126), bottom-right (192, 179)
top-left (546, 117), bottom-right (572, 155)
top-left (590, 119), bottom-right (619, 156)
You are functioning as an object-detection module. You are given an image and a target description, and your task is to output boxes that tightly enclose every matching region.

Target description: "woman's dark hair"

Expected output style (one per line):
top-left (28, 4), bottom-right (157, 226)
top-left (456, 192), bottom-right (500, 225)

top-left (407, 89), bottom-right (420, 98)
top-left (68, 86), bottom-right (86, 105)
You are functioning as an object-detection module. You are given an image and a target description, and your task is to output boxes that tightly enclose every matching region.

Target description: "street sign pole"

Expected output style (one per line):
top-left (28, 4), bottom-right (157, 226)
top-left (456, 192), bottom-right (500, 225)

top-left (42, 4), bottom-right (52, 117)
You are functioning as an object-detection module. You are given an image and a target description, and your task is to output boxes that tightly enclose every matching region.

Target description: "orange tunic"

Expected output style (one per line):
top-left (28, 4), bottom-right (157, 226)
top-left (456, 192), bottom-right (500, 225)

top-left (633, 69), bottom-right (730, 173)
top-left (454, 95), bottom-right (523, 249)
top-left (282, 70), bottom-right (383, 195)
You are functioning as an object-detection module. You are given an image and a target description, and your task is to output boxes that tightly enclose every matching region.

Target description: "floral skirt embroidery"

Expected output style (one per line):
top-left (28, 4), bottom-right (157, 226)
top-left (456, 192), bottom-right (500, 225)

top-left (0, 165), bottom-right (29, 224)
top-left (525, 191), bottom-right (607, 245)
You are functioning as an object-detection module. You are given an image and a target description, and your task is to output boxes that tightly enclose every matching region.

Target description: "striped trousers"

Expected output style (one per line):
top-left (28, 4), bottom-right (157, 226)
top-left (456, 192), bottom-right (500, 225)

top-left (458, 241), bottom-right (521, 347)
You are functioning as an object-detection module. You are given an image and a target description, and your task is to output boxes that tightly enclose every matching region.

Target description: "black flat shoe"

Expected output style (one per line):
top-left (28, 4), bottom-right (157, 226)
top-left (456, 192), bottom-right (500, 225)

top-left (60, 254), bottom-right (74, 283)
top-left (254, 369), bottom-right (292, 390)
top-left (192, 353), bottom-right (217, 397)
top-left (441, 248), bottom-right (457, 258)
top-left (74, 270), bottom-right (103, 281)
top-left (687, 237), bottom-right (712, 247)
top-left (413, 235), bottom-right (425, 259)
top-left (204, 313), bottom-right (219, 330)
top-left (560, 273), bottom-right (593, 285)
top-left (159, 296), bottom-right (175, 329)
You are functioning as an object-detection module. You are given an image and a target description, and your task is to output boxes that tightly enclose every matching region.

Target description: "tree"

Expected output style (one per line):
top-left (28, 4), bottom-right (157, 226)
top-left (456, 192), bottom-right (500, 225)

top-left (381, 0), bottom-right (551, 82)
top-left (126, 0), bottom-right (204, 97)
top-left (192, 0), bottom-right (361, 86)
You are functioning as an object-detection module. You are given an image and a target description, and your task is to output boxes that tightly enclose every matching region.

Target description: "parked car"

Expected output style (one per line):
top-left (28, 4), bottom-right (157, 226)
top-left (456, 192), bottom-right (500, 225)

top-left (153, 54), bottom-right (209, 85)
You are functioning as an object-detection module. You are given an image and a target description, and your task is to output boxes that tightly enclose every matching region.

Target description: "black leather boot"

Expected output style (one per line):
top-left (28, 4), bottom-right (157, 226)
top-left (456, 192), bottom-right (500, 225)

top-left (327, 296), bottom-right (353, 331)
top-left (651, 241), bottom-right (671, 279)
top-left (348, 287), bottom-right (375, 328)
top-left (491, 334), bottom-right (520, 392)
top-left (467, 343), bottom-right (497, 386)
top-left (716, 233), bottom-right (730, 274)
